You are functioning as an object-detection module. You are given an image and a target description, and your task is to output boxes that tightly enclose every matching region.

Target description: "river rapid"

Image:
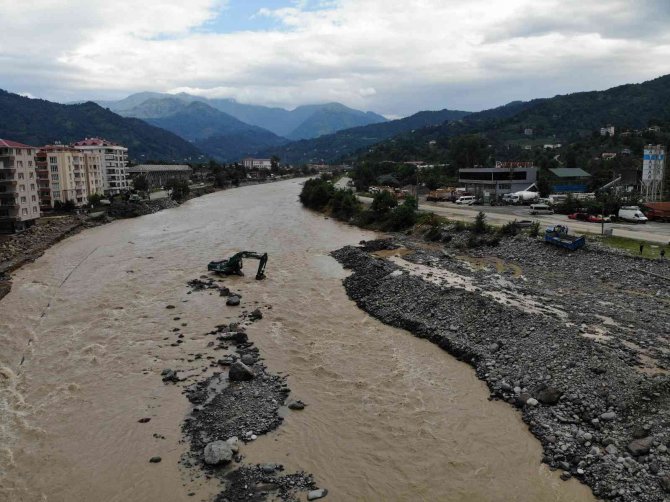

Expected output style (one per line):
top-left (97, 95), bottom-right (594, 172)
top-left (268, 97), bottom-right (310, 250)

top-left (0, 178), bottom-right (593, 501)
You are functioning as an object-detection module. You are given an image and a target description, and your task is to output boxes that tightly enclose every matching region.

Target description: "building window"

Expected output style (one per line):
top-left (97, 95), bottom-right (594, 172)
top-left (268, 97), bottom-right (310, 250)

top-left (18, 172), bottom-right (24, 179)
top-left (30, 184), bottom-right (35, 190)
top-left (29, 172), bottom-right (34, 178)
top-left (28, 161), bottom-right (33, 167)
top-left (20, 196), bottom-right (26, 203)
top-left (32, 195), bottom-right (36, 201)
top-left (51, 174), bottom-right (59, 181)
top-left (22, 208), bottom-right (28, 215)
top-left (33, 206), bottom-right (38, 213)
top-left (20, 184), bottom-right (25, 191)
top-left (49, 156), bottom-right (57, 164)
top-left (51, 166), bottom-right (58, 172)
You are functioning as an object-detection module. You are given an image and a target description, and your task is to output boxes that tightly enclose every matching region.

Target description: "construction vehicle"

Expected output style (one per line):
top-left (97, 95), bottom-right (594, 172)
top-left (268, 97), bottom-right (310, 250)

top-left (208, 251), bottom-right (268, 280)
top-left (544, 225), bottom-right (585, 250)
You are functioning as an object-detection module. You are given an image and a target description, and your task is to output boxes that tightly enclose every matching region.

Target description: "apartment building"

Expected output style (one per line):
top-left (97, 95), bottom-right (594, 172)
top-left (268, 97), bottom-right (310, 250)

top-left (0, 139), bottom-right (41, 232)
top-left (73, 138), bottom-right (129, 195)
top-left (35, 145), bottom-right (104, 209)
top-left (242, 157), bottom-right (272, 170)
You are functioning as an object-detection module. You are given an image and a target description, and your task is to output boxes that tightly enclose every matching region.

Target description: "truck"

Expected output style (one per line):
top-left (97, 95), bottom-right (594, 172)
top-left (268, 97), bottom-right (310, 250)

top-left (544, 225), bottom-right (585, 250)
top-left (616, 206), bottom-right (648, 223)
top-left (643, 202), bottom-right (670, 222)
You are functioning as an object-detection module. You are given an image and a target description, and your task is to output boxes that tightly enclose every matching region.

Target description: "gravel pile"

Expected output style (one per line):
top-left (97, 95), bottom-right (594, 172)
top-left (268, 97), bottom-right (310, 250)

top-left (332, 236), bottom-right (670, 501)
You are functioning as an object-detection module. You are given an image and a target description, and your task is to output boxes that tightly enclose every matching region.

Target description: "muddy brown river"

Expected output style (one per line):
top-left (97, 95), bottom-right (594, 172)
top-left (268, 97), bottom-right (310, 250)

top-left (0, 179), bottom-right (594, 501)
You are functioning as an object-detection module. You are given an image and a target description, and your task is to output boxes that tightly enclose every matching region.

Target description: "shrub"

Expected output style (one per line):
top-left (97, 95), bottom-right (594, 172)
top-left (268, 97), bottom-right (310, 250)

top-left (371, 191), bottom-right (397, 214)
top-left (453, 220), bottom-right (468, 232)
top-left (472, 211), bottom-right (488, 234)
top-left (331, 189), bottom-right (360, 220)
top-left (165, 179), bottom-right (190, 201)
top-left (499, 221), bottom-right (519, 236)
top-left (387, 200), bottom-right (417, 230)
top-left (528, 221), bottom-right (541, 238)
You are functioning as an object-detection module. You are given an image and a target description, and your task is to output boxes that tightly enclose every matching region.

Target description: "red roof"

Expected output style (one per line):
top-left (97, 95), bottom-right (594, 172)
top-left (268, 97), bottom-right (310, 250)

top-left (0, 138), bottom-right (37, 148)
top-left (72, 137), bottom-right (119, 147)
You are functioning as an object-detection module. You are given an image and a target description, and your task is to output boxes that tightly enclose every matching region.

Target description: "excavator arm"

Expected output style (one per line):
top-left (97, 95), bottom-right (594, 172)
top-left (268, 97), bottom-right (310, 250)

top-left (208, 251), bottom-right (268, 280)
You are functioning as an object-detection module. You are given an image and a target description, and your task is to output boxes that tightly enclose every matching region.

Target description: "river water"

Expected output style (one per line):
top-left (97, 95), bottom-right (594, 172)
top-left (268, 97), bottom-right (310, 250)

top-left (0, 178), bottom-right (593, 501)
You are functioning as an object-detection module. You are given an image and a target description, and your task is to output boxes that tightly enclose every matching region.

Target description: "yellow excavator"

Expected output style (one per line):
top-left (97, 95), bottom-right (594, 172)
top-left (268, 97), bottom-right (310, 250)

top-left (208, 251), bottom-right (268, 280)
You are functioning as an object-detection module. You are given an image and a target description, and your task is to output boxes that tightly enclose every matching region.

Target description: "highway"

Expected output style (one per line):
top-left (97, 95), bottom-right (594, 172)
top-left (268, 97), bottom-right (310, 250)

top-left (359, 195), bottom-right (670, 244)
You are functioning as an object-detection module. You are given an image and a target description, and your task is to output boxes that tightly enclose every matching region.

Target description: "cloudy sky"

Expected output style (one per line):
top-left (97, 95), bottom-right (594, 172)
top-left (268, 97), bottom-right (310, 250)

top-left (1, 0), bottom-right (670, 117)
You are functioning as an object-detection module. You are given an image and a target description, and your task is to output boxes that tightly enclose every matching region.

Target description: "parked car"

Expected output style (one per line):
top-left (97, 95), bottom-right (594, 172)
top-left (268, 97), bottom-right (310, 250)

top-left (455, 195), bottom-right (476, 205)
top-left (587, 214), bottom-right (611, 223)
top-left (568, 212), bottom-right (590, 221)
top-left (530, 203), bottom-right (553, 215)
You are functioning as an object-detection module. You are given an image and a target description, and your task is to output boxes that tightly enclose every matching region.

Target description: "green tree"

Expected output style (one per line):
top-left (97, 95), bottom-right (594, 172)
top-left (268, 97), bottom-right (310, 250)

top-left (133, 175), bottom-right (149, 192)
top-left (166, 179), bottom-right (190, 201)
top-left (472, 211), bottom-right (487, 234)
top-left (371, 191), bottom-right (397, 214)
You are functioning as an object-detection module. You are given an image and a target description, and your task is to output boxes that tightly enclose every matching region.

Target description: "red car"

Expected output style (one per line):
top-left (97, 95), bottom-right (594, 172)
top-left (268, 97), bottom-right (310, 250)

top-left (568, 213), bottom-right (611, 223)
top-left (568, 212), bottom-right (589, 221)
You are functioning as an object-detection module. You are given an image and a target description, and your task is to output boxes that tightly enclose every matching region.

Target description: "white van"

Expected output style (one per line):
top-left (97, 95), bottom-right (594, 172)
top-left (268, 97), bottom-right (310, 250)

top-left (455, 195), bottom-right (475, 205)
top-left (618, 206), bottom-right (648, 223)
top-left (530, 203), bottom-right (553, 215)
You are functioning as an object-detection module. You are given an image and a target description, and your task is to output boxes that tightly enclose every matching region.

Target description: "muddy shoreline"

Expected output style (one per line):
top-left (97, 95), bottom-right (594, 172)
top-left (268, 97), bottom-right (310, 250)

top-left (332, 235), bottom-right (670, 501)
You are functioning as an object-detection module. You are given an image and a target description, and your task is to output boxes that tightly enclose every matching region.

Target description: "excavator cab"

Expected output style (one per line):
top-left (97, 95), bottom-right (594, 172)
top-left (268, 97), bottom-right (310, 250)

top-left (208, 251), bottom-right (268, 280)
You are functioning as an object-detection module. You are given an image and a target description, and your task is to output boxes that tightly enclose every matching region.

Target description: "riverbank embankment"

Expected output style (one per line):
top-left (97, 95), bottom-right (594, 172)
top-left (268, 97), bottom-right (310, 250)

top-left (333, 234), bottom-right (670, 501)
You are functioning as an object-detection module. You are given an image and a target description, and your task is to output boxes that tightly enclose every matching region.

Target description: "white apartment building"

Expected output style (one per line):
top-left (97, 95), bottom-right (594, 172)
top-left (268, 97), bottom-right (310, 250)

top-left (0, 139), bottom-right (41, 232)
top-left (73, 138), bottom-right (129, 194)
top-left (36, 145), bottom-right (104, 208)
top-left (242, 157), bottom-right (273, 170)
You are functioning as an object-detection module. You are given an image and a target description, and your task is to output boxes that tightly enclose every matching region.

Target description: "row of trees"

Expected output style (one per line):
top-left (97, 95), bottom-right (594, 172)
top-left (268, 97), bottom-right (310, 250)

top-left (299, 177), bottom-right (419, 231)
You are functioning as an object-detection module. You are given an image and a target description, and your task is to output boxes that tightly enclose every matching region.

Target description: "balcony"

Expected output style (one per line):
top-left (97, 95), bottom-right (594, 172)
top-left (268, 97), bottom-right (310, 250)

top-left (0, 176), bottom-right (17, 184)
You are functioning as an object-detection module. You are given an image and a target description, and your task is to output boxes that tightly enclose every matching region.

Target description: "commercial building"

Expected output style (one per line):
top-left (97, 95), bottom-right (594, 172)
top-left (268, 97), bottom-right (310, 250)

top-left (601, 125), bottom-right (615, 136)
top-left (547, 168), bottom-right (592, 193)
top-left (127, 164), bottom-right (192, 189)
top-left (0, 139), bottom-right (41, 232)
top-left (458, 162), bottom-right (538, 197)
top-left (242, 158), bottom-right (272, 170)
top-left (73, 138), bottom-right (128, 194)
top-left (35, 145), bottom-right (104, 209)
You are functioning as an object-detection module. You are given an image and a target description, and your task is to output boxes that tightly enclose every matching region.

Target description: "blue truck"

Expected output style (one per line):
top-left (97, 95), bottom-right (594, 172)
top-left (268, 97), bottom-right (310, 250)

top-left (544, 225), bottom-right (585, 250)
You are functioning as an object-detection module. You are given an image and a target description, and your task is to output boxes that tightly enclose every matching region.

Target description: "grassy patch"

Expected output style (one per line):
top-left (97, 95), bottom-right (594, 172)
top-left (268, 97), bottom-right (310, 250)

top-left (595, 234), bottom-right (668, 259)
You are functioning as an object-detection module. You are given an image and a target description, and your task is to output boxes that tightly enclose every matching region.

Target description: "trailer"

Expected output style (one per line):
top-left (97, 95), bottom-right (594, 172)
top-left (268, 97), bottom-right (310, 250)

top-left (643, 202), bottom-right (670, 222)
top-left (544, 225), bottom-right (585, 250)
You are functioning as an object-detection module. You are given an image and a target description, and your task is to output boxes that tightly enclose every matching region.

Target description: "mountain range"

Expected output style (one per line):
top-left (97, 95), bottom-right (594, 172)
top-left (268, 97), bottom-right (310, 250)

top-left (0, 90), bottom-right (202, 161)
top-left (96, 92), bottom-right (388, 161)
top-left (98, 92), bottom-right (387, 140)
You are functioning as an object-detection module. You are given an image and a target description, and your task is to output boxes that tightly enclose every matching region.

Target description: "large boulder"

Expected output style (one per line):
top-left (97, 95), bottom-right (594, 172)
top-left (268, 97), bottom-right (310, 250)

top-left (627, 437), bottom-right (653, 456)
top-left (228, 361), bottom-right (254, 381)
top-left (203, 440), bottom-right (234, 465)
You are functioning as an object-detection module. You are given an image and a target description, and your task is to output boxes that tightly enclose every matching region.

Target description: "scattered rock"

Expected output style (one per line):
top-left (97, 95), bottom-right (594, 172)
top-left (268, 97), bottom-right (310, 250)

top-left (138, 418), bottom-right (151, 423)
top-left (203, 440), bottom-right (234, 465)
top-left (228, 361), bottom-right (254, 381)
top-left (627, 437), bottom-right (653, 456)
top-left (149, 456), bottom-right (162, 463)
top-left (288, 400), bottom-right (306, 410)
top-left (226, 295), bottom-right (241, 306)
top-left (307, 488), bottom-right (328, 500)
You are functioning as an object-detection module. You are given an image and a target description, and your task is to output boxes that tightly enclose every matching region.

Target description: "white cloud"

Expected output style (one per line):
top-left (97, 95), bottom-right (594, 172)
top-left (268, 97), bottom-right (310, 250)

top-left (1, 0), bottom-right (670, 115)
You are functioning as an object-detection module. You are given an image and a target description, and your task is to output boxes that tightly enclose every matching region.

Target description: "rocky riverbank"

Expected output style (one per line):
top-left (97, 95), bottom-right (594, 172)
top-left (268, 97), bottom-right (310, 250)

top-left (332, 234), bottom-right (670, 501)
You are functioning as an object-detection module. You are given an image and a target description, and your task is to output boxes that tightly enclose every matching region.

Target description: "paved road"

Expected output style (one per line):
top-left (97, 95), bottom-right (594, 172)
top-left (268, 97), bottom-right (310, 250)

top-left (359, 196), bottom-right (670, 244)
